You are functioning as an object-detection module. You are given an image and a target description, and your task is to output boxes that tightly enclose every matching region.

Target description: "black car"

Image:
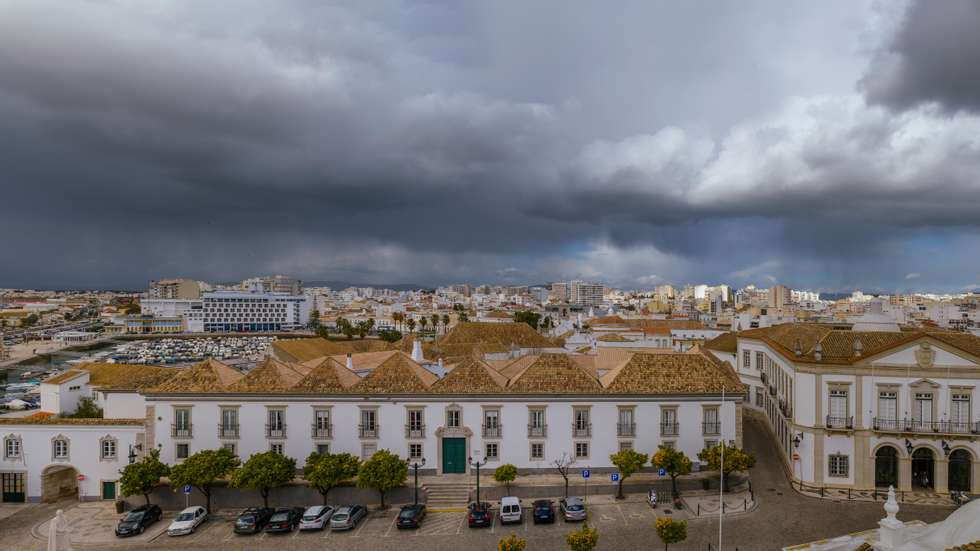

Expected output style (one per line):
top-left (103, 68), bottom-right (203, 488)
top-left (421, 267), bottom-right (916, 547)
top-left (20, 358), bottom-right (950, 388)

top-left (234, 507), bottom-right (275, 534)
top-left (397, 504), bottom-right (426, 529)
top-left (531, 500), bottom-right (555, 524)
top-left (115, 504), bottom-right (162, 537)
top-left (263, 507), bottom-right (305, 533)
top-left (467, 501), bottom-right (493, 528)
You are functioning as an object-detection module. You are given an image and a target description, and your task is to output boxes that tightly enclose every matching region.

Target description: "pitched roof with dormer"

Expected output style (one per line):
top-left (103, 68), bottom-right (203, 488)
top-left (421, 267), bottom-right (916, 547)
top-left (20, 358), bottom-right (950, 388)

top-left (600, 351), bottom-right (744, 395)
top-left (351, 351), bottom-right (437, 393)
top-left (226, 357), bottom-right (310, 393)
top-left (292, 357), bottom-right (361, 392)
top-left (506, 353), bottom-right (603, 394)
top-left (148, 358), bottom-right (243, 392)
top-left (432, 356), bottom-right (508, 393)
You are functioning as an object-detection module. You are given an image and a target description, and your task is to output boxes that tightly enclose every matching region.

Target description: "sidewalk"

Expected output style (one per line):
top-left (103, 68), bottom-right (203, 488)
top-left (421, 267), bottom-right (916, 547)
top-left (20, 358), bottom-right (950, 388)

top-left (794, 484), bottom-right (955, 507)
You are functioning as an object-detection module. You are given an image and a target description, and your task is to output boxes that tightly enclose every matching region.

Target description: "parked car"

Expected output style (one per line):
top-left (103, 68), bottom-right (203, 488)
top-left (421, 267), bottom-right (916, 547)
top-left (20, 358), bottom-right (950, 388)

top-left (329, 505), bottom-right (368, 531)
top-left (531, 499), bottom-right (555, 524)
top-left (396, 504), bottom-right (426, 529)
top-left (234, 507), bottom-right (274, 534)
top-left (115, 504), bottom-right (162, 537)
top-left (467, 501), bottom-right (493, 528)
top-left (167, 506), bottom-right (207, 537)
top-left (499, 496), bottom-right (522, 524)
top-left (263, 507), bottom-right (305, 533)
top-left (299, 505), bottom-right (334, 531)
top-left (559, 497), bottom-right (587, 521)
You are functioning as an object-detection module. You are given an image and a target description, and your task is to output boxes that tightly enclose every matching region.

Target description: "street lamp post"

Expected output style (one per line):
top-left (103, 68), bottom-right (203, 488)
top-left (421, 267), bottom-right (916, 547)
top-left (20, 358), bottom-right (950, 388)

top-left (411, 458), bottom-right (426, 505)
top-left (469, 455), bottom-right (487, 504)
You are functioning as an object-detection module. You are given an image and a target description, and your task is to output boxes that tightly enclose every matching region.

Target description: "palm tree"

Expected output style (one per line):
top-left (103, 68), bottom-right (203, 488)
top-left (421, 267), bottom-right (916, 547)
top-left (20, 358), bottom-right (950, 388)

top-left (407, 318), bottom-right (416, 334)
top-left (458, 312), bottom-right (469, 323)
top-left (430, 314), bottom-right (440, 334)
top-left (419, 317), bottom-right (428, 335)
top-left (441, 314), bottom-right (450, 333)
top-left (392, 312), bottom-right (402, 332)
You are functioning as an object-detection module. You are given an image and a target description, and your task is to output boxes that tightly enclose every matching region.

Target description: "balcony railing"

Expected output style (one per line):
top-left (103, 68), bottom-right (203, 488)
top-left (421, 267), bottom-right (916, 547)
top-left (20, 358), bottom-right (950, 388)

top-left (405, 424), bottom-right (426, 439)
top-left (617, 422), bottom-right (636, 437)
top-left (527, 424), bottom-right (547, 438)
top-left (572, 423), bottom-right (592, 438)
top-left (483, 425), bottom-right (502, 438)
top-left (172, 424), bottom-right (192, 439)
top-left (702, 421), bottom-right (721, 435)
top-left (218, 424), bottom-right (239, 439)
top-left (825, 415), bottom-right (853, 430)
top-left (311, 424), bottom-right (333, 439)
top-left (265, 424), bottom-right (287, 439)
top-left (660, 422), bottom-right (680, 436)
top-left (872, 417), bottom-right (980, 435)
top-left (359, 424), bottom-right (378, 438)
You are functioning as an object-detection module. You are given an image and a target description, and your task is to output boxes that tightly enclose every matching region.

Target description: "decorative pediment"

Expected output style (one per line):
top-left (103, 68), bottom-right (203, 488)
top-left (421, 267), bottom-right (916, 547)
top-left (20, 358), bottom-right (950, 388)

top-left (914, 343), bottom-right (935, 369)
top-left (909, 378), bottom-right (941, 389)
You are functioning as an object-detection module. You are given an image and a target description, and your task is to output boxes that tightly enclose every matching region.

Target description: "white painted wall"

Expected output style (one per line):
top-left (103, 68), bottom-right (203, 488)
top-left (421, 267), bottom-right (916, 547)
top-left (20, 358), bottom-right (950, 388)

top-left (40, 373), bottom-right (91, 415)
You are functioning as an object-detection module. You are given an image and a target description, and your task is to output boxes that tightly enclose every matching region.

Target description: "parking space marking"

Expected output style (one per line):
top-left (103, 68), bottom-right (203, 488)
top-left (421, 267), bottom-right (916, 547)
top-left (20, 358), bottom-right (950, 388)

top-left (617, 504), bottom-right (629, 525)
top-left (417, 512), bottom-right (464, 536)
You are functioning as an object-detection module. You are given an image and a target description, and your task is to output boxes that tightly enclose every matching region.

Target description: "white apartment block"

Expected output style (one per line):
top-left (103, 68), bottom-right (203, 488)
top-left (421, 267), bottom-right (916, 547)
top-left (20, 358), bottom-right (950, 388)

top-left (202, 291), bottom-right (310, 332)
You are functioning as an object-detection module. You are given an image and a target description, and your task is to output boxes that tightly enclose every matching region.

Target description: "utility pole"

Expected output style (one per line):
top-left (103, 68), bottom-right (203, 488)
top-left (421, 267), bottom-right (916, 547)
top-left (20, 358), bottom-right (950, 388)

top-left (469, 455), bottom-right (487, 504)
top-left (411, 458), bottom-right (426, 505)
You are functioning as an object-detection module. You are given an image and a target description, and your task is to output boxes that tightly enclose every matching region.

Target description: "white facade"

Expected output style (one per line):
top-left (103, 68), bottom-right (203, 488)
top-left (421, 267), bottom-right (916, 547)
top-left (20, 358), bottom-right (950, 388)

top-left (202, 291), bottom-right (310, 332)
top-left (40, 373), bottom-right (91, 416)
top-left (140, 298), bottom-right (204, 332)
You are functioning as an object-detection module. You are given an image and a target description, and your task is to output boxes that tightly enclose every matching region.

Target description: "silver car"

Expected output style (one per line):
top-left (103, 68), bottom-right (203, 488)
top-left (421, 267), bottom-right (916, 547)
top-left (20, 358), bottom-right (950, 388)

top-left (329, 505), bottom-right (367, 531)
top-left (559, 497), bottom-right (587, 521)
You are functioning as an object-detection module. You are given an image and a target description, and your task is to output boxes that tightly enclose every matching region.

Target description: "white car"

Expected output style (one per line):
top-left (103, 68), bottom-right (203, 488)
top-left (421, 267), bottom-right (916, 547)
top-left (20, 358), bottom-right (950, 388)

top-left (499, 496), bottom-right (523, 524)
top-left (298, 505), bottom-right (334, 531)
top-left (167, 506), bottom-right (207, 536)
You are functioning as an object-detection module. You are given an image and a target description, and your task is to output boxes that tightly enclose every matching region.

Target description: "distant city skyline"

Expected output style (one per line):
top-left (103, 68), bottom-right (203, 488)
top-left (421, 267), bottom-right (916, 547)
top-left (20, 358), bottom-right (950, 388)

top-left (2, 1), bottom-right (980, 292)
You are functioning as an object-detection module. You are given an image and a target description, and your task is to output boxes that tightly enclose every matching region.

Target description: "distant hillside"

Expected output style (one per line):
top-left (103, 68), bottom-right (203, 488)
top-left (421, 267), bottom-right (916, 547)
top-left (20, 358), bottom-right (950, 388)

top-left (304, 280), bottom-right (427, 291)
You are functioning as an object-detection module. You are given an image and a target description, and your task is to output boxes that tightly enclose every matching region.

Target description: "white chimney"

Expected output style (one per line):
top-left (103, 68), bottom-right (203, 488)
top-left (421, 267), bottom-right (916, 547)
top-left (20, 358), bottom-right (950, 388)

top-left (438, 358), bottom-right (444, 370)
top-left (412, 339), bottom-right (424, 363)
top-left (346, 352), bottom-right (353, 370)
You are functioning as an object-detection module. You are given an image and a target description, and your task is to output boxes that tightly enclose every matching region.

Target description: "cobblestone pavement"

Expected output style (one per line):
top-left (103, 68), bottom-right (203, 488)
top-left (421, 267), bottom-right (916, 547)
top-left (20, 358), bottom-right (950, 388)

top-left (1, 415), bottom-right (957, 550)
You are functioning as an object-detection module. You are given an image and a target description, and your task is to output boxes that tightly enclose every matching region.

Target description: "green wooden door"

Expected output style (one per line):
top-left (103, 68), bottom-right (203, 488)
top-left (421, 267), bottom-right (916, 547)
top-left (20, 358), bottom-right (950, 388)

top-left (2, 473), bottom-right (25, 503)
top-left (102, 480), bottom-right (116, 500)
top-left (442, 438), bottom-right (466, 473)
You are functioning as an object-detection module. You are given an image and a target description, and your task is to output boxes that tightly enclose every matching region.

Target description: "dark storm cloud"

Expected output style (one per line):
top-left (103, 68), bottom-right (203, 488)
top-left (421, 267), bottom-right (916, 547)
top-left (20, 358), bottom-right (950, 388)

top-left (1, 0), bottom-right (980, 291)
top-left (862, 0), bottom-right (980, 113)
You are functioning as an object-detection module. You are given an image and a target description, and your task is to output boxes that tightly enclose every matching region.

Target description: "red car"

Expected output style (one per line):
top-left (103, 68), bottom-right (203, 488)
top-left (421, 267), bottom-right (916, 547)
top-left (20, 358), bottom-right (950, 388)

top-left (467, 502), bottom-right (493, 528)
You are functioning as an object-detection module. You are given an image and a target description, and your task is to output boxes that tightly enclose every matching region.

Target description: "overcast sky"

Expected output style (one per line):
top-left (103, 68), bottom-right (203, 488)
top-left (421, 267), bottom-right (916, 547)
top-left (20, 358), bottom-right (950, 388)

top-left (2, 0), bottom-right (980, 292)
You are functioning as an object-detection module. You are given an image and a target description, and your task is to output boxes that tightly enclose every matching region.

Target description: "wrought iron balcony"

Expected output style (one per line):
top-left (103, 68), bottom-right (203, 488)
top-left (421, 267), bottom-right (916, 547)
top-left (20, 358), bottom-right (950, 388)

top-left (617, 422), bottom-right (636, 437)
top-left (527, 424), bottom-right (547, 438)
top-left (702, 421), bottom-right (721, 436)
top-left (482, 425), bottom-right (502, 438)
top-left (171, 424), bottom-right (192, 439)
top-left (660, 422), bottom-right (680, 436)
top-left (359, 424), bottom-right (378, 438)
top-left (218, 424), bottom-right (239, 439)
top-left (265, 424), bottom-right (287, 439)
top-left (311, 424), bottom-right (333, 439)
top-left (873, 417), bottom-right (980, 435)
top-left (572, 423), bottom-right (592, 438)
top-left (825, 415), bottom-right (853, 430)
top-left (405, 424), bottom-right (426, 439)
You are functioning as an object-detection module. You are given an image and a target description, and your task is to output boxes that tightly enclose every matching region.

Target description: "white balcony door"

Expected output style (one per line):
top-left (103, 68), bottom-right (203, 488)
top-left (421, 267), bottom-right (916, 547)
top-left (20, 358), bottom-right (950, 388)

top-left (878, 392), bottom-right (897, 421)
top-left (914, 393), bottom-right (933, 424)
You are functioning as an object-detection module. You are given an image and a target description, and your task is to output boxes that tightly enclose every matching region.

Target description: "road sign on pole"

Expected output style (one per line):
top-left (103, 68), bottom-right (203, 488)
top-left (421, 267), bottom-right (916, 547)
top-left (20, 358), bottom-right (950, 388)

top-left (581, 469), bottom-right (590, 479)
top-left (183, 485), bottom-right (192, 494)
top-left (658, 468), bottom-right (666, 477)
top-left (611, 473), bottom-right (620, 482)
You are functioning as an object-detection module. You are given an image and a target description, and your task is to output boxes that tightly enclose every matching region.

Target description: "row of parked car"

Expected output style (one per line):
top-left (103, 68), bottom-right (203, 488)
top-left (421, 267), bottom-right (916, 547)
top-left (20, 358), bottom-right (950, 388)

top-left (115, 496), bottom-right (590, 538)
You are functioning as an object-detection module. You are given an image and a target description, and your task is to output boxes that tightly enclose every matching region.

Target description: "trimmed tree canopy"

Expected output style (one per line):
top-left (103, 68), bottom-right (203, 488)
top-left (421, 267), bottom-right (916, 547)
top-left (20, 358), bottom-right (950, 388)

top-left (304, 452), bottom-right (360, 505)
top-left (120, 449), bottom-right (169, 506)
top-left (169, 448), bottom-right (239, 512)
top-left (231, 451), bottom-right (296, 508)
top-left (357, 449), bottom-right (408, 509)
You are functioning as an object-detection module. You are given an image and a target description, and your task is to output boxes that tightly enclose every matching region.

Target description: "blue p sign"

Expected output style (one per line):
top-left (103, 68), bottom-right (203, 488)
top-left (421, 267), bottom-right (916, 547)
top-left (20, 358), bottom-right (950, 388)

top-left (183, 485), bottom-right (192, 494)
top-left (658, 468), bottom-right (666, 477)
top-left (611, 473), bottom-right (620, 482)
top-left (582, 469), bottom-right (590, 479)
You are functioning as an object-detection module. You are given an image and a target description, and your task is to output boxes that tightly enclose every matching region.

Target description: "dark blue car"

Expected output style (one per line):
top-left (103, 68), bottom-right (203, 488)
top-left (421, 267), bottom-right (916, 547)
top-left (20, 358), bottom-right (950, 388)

top-left (532, 500), bottom-right (555, 524)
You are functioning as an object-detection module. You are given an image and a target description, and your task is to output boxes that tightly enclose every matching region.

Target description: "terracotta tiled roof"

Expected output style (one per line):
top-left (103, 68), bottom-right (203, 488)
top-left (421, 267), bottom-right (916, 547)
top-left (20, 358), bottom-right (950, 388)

top-left (226, 357), bottom-right (309, 393)
top-left (44, 370), bottom-right (87, 384)
top-left (600, 352), bottom-right (744, 394)
top-left (432, 357), bottom-right (508, 393)
top-left (591, 315), bottom-right (627, 325)
top-left (292, 357), bottom-right (360, 392)
top-left (0, 417), bottom-right (144, 426)
top-left (496, 354), bottom-right (540, 380)
top-left (597, 333), bottom-right (629, 342)
top-left (45, 363), bottom-right (180, 390)
top-left (704, 332), bottom-right (737, 353)
top-left (147, 358), bottom-right (243, 393)
top-left (271, 338), bottom-right (391, 363)
top-left (351, 351), bottom-right (437, 393)
top-left (946, 541), bottom-right (980, 551)
top-left (439, 322), bottom-right (555, 349)
top-left (328, 350), bottom-right (400, 373)
top-left (507, 353), bottom-right (602, 394)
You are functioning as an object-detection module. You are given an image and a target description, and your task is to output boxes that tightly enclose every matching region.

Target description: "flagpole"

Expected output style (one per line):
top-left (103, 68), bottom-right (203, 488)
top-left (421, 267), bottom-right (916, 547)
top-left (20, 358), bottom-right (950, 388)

top-left (719, 386), bottom-right (725, 551)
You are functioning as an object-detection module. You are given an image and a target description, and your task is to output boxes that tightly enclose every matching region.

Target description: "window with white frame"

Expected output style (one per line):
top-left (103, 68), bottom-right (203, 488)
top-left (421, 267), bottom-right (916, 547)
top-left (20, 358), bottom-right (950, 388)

top-left (704, 440), bottom-right (718, 451)
top-left (574, 442), bottom-right (589, 459)
top-left (828, 388), bottom-right (849, 424)
top-left (530, 442), bottom-right (544, 460)
top-left (4, 436), bottom-right (21, 459)
top-left (223, 443), bottom-right (237, 455)
top-left (878, 390), bottom-right (898, 423)
top-left (756, 352), bottom-right (764, 371)
top-left (913, 392), bottom-right (934, 425)
top-left (52, 437), bottom-right (69, 460)
top-left (828, 454), bottom-right (849, 478)
top-left (175, 443), bottom-right (189, 460)
top-left (485, 442), bottom-right (499, 460)
top-left (951, 393), bottom-right (971, 431)
top-left (315, 443), bottom-right (329, 455)
top-left (618, 441), bottom-right (633, 451)
top-left (409, 443), bottom-right (423, 460)
top-left (743, 350), bottom-right (751, 369)
top-left (100, 437), bottom-right (117, 460)
top-left (408, 409), bottom-right (424, 431)
top-left (446, 408), bottom-right (461, 429)
top-left (361, 442), bottom-right (377, 460)
top-left (270, 442), bottom-right (284, 455)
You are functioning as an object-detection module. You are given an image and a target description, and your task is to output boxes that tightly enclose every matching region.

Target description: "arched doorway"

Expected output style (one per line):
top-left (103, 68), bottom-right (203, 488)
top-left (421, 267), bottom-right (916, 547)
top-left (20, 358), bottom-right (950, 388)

top-left (41, 465), bottom-right (78, 503)
top-left (949, 449), bottom-right (972, 492)
top-left (875, 446), bottom-right (899, 488)
top-left (911, 448), bottom-right (935, 489)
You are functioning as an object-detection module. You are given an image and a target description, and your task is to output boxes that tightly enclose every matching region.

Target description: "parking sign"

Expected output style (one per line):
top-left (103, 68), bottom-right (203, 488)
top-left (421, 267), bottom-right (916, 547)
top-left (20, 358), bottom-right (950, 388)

top-left (611, 473), bottom-right (620, 482)
top-left (582, 469), bottom-right (590, 479)
top-left (658, 468), bottom-right (666, 476)
top-left (183, 485), bottom-right (192, 494)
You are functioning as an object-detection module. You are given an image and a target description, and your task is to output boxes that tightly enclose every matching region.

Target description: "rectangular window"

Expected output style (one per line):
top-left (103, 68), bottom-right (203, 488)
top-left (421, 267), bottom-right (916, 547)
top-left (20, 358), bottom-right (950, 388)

top-left (223, 443), bottom-right (236, 455)
top-left (5, 438), bottom-right (20, 458)
top-left (409, 443), bottom-right (423, 460)
top-left (951, 393), bottom-right (971, 431)
top-left (743, 350), bottom-right (751, 369)
top-left (703, 408), bottom-right (720, 435)
top-left (529, 408), bottom-right (546, 437)
top-left (913, 392), bottom-right (933, 426)
top-left (316, 444), bottom-right (330, 455)
top-left (361, 409), bottom-right (377, 431)
top-left (361, 442), bottom-right (377, 460)
top-left (270, 442), bottom-right (284, 455)
top-left (53, 439), bottom-right (68, 459)
top-left (446, 409), bottom-right (461, 428)
top-left (221, 408), bottom-right (238, 429)
top-left (705, 440), bottom-right (718, 450)
top-left (617, 408), bottom-right (635, 436)
top-left (618, 441), bottom-right (633, 451)
top-left (756, 352), bottom-right (764, 371)
top-left (530, 442), bottom-right (544, 460)
top-left (661, 408), bottom-right (678, 435)
top-left (574, 442), bottom-right (589, 459)
top-left (828, 454), bottom-right (849, 478)
top-left (408, 409), bottom-right (424, 431)
top-left (101, 439), bottom-right (116, 460)
top-left (176, 443), bottom-right (189, 460)
top-left (877, 390), bottom-right (898, 429)
top-left (485, 442), bottom-right (499, 460)
top-left (267, 409), bottom-right (285, 438)
top-left (662, 441), bottom-right (675, 450)
top-left (828, 389), bottom-right (848, 426)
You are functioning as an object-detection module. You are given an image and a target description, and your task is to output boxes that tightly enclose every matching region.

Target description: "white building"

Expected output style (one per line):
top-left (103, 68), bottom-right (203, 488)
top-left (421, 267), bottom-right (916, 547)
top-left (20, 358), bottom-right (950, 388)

top-left (569, 281), bottom-right (604, 308)
top-left (202, 291), bottom-right (311, 332)
top-left (140, 298), bottom-right (204, 332)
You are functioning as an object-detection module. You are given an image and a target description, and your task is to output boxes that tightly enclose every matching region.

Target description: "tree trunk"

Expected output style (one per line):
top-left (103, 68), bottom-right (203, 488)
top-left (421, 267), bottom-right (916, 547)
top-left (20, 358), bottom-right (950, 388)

top-left (506, 482), bottom-right (510, 496)
top-left (671, 475), bottom-right (678, 498)
top-left (202, 486), bottom-right (211, 513)
top-left (321, 490), bottom-right (330, 506)
top-left (144, 493), bottom-right (151, 506)
top-left (262, 488), bottom-right (269, 508)
top-left (564, 477), bottom-right (569, 498)
top-left (379, 490), bottom-right (387, 509)
top-left (617, 479), bottom-right (624, 499)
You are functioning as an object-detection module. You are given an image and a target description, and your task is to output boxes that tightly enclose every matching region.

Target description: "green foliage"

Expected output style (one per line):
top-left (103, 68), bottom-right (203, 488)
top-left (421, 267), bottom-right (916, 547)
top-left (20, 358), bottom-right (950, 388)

top-left (498, 533), bottom-right (526, 551)
top-left (430, 314), bottom-right (440, 333)
top-left (169, 448), bottom-right (240, 512)
top-left (315, 325), bottom-right (330, 338)
top-left (356, 318), bottom-right (375, 339)
top-left (67, 397), bottom-right (103, 418)
top-left (21, 313), bottom-right (39, 327)
top-left (650, 446), bottom-right (692, 497)
top-left (655, 517), bottom-right (687, 550)
top-left (609, 449), bottom-right (648, 498)
top-left (120, 449), bottom-right (169, 506)
top-left (336, 317), bottom-right (356, 339)
top-left (697, 443), bottom-right (756, 477)
top-left (418, 317), bottom-right (428, 333)
top-left (406, 318), bottom-right (416, 333)
top-left (458, 312), bottom-right (469, 323)
top-left (378, 329), bottom-right (403, 343)
top-left (441, 314), bottom-right (450, 331)
top-left (565, 523), bottom-right (599, 551)
top-left (231, 451), bottom-right (296, 508)
top-left (304, 452), bottom-right (360, 505)
top-left (357, 449), bottom-right (408, 509)
top-left (122, 303), bottom-right (141, 315)
top-left (540, 315), bottom-right (553, 330)
top-left (493, 464), bottom-right (518, 495)
top-left (513, 310), bottom-right (541, 330)
top-left (308, 308), bottom-right (321, 329)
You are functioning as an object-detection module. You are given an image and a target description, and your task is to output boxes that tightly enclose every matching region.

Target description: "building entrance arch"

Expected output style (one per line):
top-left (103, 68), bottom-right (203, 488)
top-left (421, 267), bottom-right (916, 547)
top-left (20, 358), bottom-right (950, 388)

top-left (41, 464), bottom-right (78, 503)
top-left (911, 448), bottom-right (935, 489)
top-left (875, 445), bottom-right (899, 488)
top-left (948, 449), bottom-right (972, 493)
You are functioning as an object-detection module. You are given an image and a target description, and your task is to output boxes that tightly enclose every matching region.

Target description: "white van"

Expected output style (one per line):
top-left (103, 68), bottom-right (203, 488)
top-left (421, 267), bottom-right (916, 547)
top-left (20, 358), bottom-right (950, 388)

top-left (499, 496), bottom-right (522, 524)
